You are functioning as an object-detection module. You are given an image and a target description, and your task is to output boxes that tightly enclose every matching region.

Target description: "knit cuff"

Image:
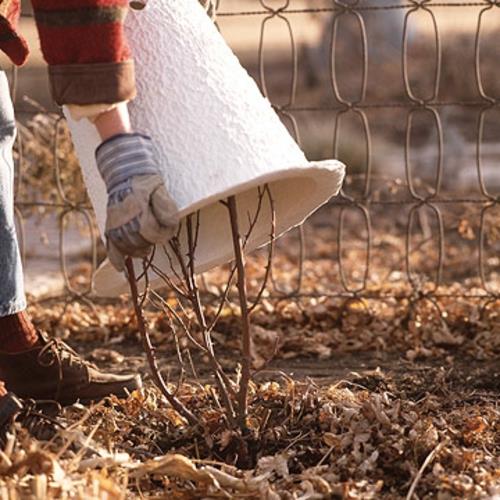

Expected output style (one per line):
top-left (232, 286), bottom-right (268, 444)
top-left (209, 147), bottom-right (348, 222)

top-left (95, 133), bottom-right (158, 192)
top-left (49, 60), bottom-right (136, 106)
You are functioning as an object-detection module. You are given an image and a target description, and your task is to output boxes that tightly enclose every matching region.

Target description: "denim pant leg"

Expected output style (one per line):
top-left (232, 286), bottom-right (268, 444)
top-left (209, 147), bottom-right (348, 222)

top-left (0, 71), bottom-right (26, 317)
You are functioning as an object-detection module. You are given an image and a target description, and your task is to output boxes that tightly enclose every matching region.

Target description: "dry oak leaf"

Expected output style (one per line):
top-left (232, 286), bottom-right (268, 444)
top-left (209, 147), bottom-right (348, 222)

top-left (256, 453), bottom-right (290, 478)
top-left (131, 454), bottom-right (271, 494)
top-left (131, 454), bottom-right (218, 486)
top-left (251, 325), bottom-right (282, 369)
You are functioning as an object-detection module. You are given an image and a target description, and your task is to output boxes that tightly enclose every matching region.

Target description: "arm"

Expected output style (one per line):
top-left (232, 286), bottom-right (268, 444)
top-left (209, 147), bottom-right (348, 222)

top-left (94, 102), bottom-right (132, 141)
top-left (30, 0), bottom-right (136, 106)
top-left (31, 0), bottom-right (179, 269)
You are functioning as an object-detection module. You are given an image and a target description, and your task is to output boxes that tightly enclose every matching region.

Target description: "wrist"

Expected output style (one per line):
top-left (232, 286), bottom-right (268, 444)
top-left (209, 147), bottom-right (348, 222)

top-left (94, 102), bottom-right (132, 141)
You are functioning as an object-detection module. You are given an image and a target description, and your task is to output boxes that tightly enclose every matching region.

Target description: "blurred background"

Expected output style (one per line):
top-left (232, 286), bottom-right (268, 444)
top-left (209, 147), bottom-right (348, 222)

top-left (10, 0), bottom-right (500, 309)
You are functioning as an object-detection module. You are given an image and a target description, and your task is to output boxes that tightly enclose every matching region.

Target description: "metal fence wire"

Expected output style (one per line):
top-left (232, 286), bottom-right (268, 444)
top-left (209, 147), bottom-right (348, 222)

top-left (12, 0), bottom-right (500, 319)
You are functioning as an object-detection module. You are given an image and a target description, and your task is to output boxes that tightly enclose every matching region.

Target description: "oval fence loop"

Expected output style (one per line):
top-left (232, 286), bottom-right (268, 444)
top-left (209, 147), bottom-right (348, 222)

top-left (337, 203), bottom-right (371, 294)
top-left (271, 224), bottom-right (305, 296)
top-left (329, 5), bottom-right (368, 106)
top-left (59, 208), bottom-right (98, 297)
top-left (476, 106), bottom-right (500, 200)
top-left (333, 108), bottom-right (372, 198)
top-left (402, 4), bottom-right (441, 104)
top-left (405, 106), bottom-right (443, 200)
top-left (474, 4), bottom-right (499, 105)
top-left (405, 202), bottom-right (444, 293)
top-left (258, 5), bottom-right (297, 108)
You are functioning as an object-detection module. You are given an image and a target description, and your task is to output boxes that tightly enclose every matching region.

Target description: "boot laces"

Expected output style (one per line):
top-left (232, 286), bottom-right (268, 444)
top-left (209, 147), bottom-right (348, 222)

top-left (37, 337), bottom-right (96, 401)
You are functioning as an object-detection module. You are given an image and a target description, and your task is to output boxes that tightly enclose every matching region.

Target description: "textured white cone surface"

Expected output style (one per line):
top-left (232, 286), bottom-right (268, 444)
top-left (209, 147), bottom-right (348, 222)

top-left (64, 0), bottom-right (345, 297)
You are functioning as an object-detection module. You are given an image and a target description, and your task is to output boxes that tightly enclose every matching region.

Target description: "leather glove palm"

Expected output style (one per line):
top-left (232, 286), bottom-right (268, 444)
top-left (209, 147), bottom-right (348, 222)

top-left (95, 133), bottom-right (179, 271)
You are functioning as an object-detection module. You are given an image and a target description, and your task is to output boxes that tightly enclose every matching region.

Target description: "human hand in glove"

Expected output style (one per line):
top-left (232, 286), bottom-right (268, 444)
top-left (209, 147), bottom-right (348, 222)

top-left (95, 133), bottom-right (179, 271)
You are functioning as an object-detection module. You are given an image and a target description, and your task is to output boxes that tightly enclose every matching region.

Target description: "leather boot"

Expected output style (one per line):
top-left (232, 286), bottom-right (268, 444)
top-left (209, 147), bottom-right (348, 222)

top-left (0, 331), bottom-right (142, 405)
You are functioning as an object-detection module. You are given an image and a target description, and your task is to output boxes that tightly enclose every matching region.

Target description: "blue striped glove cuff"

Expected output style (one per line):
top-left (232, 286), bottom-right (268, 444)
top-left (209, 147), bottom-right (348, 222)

top-left (95, 133), bottom-right (159, 193)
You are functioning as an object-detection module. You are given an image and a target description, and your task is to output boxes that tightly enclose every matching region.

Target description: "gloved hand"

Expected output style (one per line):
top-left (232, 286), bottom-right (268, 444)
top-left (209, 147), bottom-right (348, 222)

top-left (95, 133), bottom-right (179, 271)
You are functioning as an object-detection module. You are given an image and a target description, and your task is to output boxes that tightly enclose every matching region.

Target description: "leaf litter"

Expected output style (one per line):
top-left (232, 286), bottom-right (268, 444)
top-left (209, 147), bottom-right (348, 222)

top-left (10, 113), bottom-right (500, 497)
top-left (15, 240), bottom-right (499, 499)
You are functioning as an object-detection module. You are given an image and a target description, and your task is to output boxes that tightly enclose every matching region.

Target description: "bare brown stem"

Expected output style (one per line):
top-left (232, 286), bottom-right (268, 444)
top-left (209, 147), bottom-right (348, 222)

top-left (125, 257), bottom-right (199, 427)
top-left (227, 196), bottom-right (252, 430)
top-left (169, 225), bottom-right (238, 423)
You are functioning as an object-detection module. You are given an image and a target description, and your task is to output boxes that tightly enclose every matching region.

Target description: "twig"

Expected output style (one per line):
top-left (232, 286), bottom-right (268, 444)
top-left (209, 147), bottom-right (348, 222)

top-left (208, 184), bottom-right (276, 323)
top-left (242, 186), bottom-right (266, 245)
top-left (251, 335), bottom-right (280, 377)
top-left (316, 443), bottom-right (336, 467)
top-left (206, 263), bottom-right (237, 333)
top-left (54, 401), bottom-right (105, 459)
top-left (152, 260), bottom-right (189, 299)
top-left (67, 419), bottom-right (103, 471)
top-left (186, 217), bottom-right (238, 420)
top-left (164, 308), bottom-right (186, 395)
top-left (185, 346), bottom-right (199, 380)
top-left (125, 257), bottom-right (199, 426)
top-left (149, 289), bottom-right (207, 353)
top-left (138, 256), bottom-right (154, 310)
top-left (170, 227), bottom-right (238, 409)
top-left (249, 185), bottom-right (276, 312)
top-left (405, 441), bottom-right (446, 500)
top-left (227, 195), bottom-right (252, 430)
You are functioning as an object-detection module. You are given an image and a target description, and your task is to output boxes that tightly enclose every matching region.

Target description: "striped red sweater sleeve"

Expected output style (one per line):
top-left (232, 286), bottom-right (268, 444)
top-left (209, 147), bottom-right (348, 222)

top-left (30, 0), bottom-right (136, 106)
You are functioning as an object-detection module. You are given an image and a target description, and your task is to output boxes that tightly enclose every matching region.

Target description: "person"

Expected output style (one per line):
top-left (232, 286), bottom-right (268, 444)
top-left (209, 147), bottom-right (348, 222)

top-left (0, 0), bottom-right (179, 422)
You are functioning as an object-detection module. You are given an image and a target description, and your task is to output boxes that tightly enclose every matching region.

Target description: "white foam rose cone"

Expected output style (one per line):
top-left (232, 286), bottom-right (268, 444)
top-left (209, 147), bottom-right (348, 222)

top-left (64, 0), bottom-right (345, 297)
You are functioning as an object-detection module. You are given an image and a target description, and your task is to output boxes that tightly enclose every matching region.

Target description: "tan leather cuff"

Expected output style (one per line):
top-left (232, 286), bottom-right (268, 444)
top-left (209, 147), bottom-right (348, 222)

top-left (49, 60), bottom-right (136, 106)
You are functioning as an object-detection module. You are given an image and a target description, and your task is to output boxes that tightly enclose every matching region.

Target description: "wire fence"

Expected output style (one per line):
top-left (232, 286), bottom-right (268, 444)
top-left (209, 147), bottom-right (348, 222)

top-left (12, 0), bottom-right (500, 319)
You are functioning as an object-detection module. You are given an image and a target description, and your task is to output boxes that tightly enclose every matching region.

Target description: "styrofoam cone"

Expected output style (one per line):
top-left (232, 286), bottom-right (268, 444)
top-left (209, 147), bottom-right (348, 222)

top-left (64, 0), bottom-right (345, 297)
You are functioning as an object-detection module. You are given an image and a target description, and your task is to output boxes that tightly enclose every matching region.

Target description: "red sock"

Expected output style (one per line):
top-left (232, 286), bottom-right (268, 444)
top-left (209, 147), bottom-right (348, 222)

top-left (0, 311), bottom-right (39, 353)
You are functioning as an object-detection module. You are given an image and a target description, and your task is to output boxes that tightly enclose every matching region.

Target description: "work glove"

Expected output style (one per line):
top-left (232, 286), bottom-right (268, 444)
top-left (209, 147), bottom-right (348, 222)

top-left (95, 133), bottom-right (179, 271)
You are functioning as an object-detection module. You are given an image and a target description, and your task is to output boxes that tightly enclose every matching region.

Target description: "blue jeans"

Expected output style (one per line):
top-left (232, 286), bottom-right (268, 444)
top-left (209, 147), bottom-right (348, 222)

top-left (0, 71), bottom-right (26, 317)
